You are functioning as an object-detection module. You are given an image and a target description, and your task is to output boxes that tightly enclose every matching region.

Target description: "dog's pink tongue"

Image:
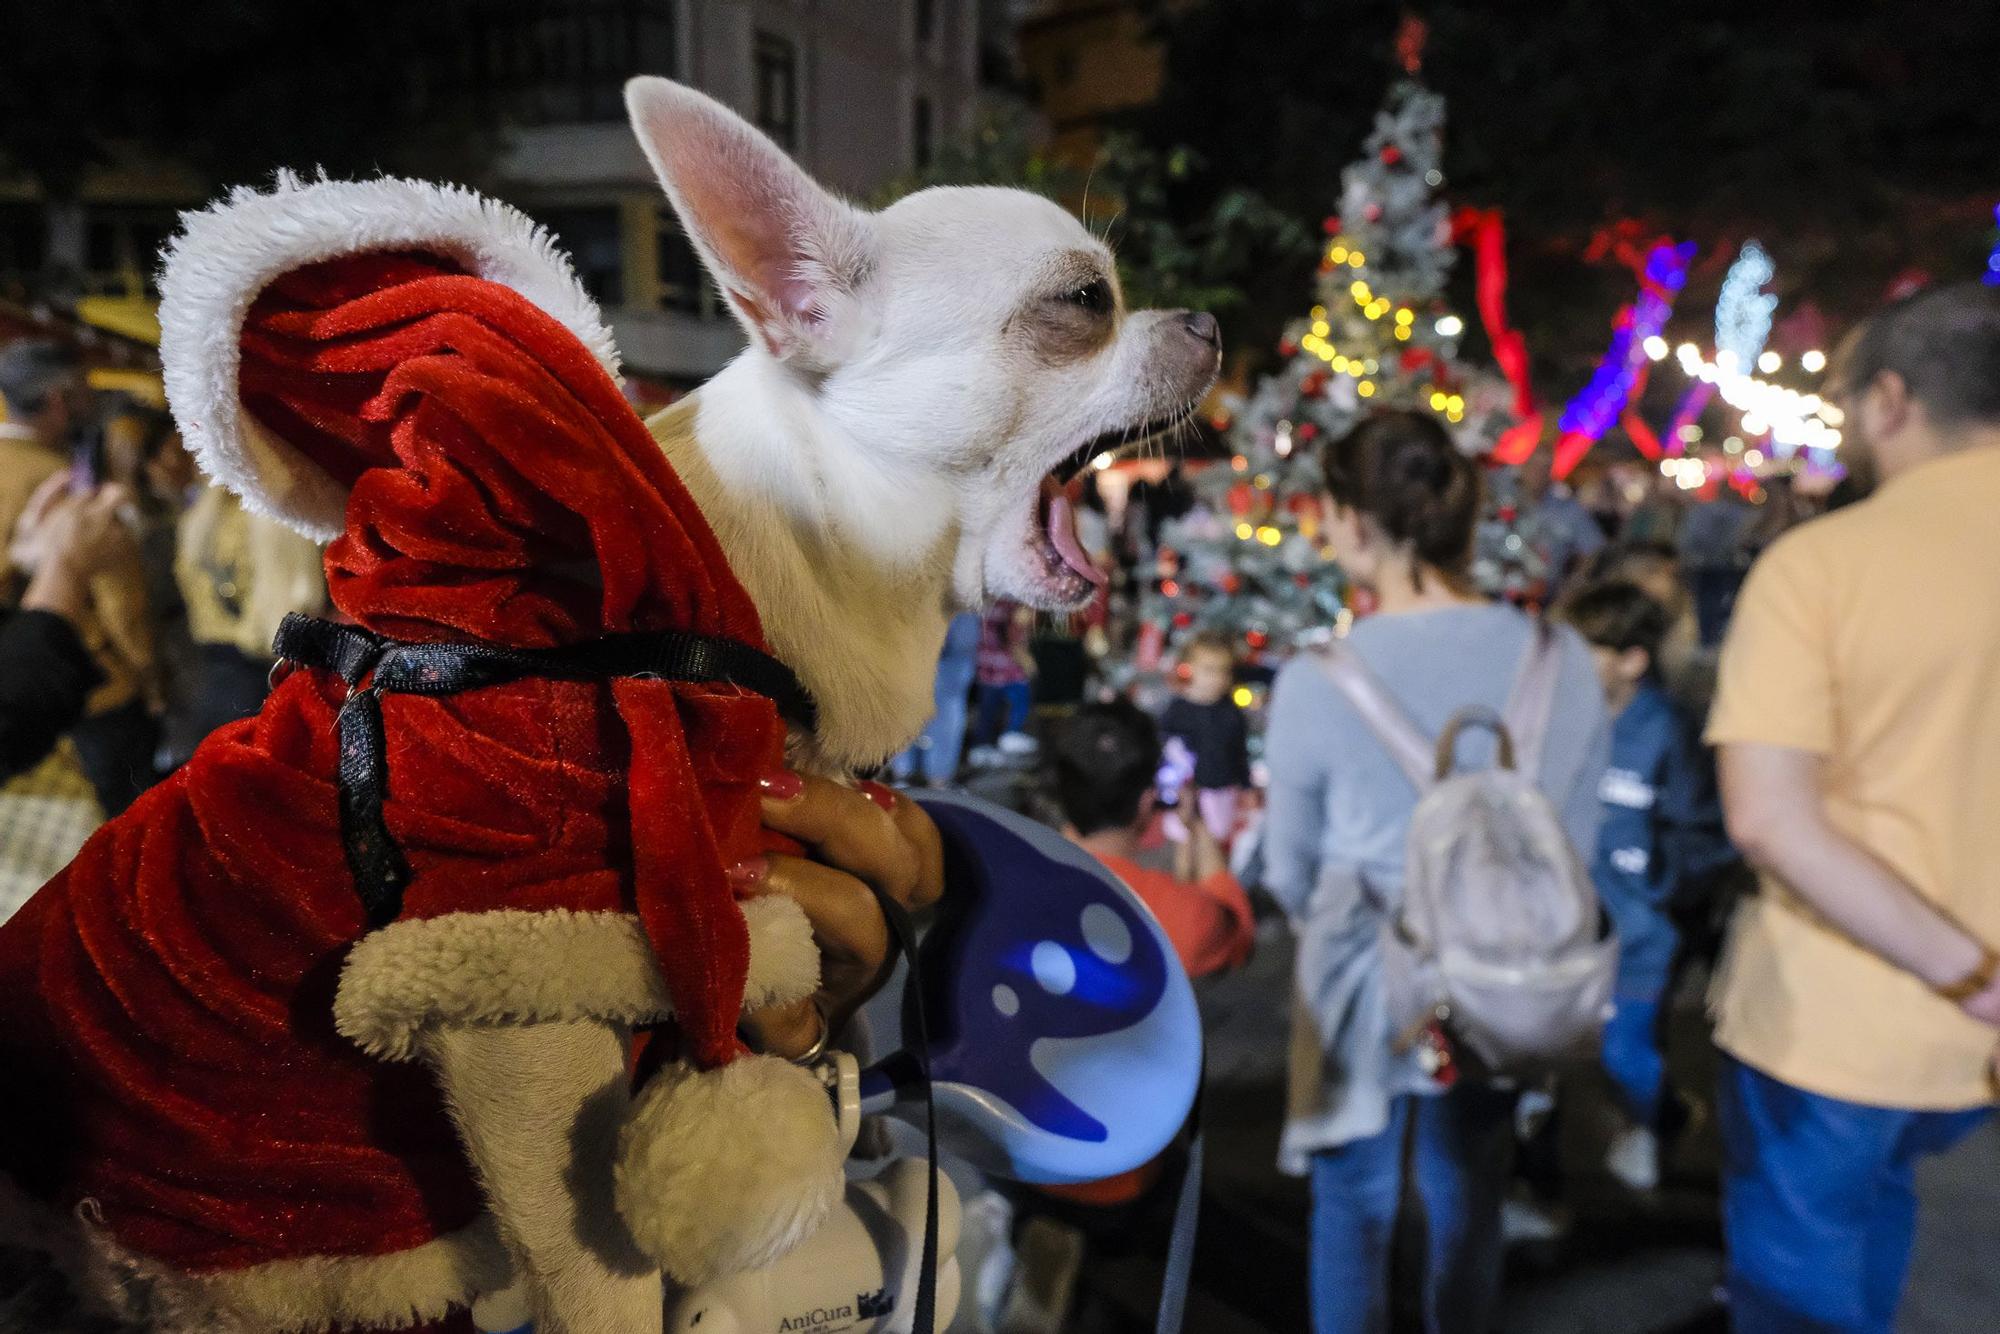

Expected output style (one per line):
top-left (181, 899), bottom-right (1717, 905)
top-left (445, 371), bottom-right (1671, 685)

top-left (1046, 493), bottom-right (1106, 586)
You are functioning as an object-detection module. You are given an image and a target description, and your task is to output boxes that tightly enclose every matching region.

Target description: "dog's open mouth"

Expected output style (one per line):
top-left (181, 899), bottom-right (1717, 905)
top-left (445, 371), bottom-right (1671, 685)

top-left (1031, 406), bottom-right (1196, 594)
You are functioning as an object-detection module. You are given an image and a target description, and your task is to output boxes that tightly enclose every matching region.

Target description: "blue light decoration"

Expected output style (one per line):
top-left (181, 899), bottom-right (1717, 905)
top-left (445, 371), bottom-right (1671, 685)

top-left (1666, 240), bottom-right (1776, 451)
top-left (1715, 241), bottom-right (1778, 369)
top-left (1984, 203), bottom-right (2000, 287)
top-left (1553, 239), bottom-right (1697, 477)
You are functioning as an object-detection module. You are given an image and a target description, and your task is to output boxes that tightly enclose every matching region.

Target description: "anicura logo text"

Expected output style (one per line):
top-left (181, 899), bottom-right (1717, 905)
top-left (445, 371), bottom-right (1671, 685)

top-left (774, 1286), bottom-right (892, 1331)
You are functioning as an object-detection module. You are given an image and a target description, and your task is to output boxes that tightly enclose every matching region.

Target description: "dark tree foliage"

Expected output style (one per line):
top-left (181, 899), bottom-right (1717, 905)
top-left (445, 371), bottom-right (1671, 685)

top-left (0, 2), bottom-right (493, 197)
top-left (876, 102), bottom-right (1315, 327)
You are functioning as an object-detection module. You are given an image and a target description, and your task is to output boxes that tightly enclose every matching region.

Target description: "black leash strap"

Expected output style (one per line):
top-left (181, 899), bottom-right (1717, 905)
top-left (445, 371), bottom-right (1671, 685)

top-left (1156, 1069), bottom-right (1204, 1334)
top-left (272, 613), bottom-right (817, 928)
top-left (869, 884), bottom-right (940, 1334)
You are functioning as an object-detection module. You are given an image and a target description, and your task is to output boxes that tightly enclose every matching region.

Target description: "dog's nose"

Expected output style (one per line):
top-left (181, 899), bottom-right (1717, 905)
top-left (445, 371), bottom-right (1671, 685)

top-left (1180, 311), bottom-right (1220, 349)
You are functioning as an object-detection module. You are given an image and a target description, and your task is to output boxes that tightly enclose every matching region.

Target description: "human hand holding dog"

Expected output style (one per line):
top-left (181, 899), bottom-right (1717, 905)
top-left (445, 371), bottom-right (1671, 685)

top-left (739, 773), bottom-right (945, 1058)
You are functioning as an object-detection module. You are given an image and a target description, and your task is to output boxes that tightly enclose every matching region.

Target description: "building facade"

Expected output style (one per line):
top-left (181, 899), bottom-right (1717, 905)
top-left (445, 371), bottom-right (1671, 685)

top-left (473, 0), bottom-right (987, 389)
top-left (1014, 0), bottom-right (1168, 173)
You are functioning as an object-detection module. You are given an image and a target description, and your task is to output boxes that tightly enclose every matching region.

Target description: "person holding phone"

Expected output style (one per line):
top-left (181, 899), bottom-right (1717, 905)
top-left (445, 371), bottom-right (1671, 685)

top-left (0, 483), bottom-right (137, 781)
top-left (0, 341), bottom-right (92, 585)
top-left (1054, 699), bottom-right (1254, 978)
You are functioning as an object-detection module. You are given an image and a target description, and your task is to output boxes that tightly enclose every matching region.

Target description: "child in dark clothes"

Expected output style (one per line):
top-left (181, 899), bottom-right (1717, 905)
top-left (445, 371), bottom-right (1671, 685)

top-left (1158, 631), bottom-right (1251, 844)
top-left (1562, 579), bottom-right (1725, 1190)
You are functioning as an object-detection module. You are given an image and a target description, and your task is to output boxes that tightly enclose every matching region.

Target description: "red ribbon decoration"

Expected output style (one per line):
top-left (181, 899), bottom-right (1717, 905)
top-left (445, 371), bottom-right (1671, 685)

top-left (1622, 406), bottom-right (1664, 460)
top-left (1453, 208), bottom-right (1537, 424)
top-left (1492, 411), bottom-right (1544, 466)
top-left (1583, 218), bottom-right (1673, 282)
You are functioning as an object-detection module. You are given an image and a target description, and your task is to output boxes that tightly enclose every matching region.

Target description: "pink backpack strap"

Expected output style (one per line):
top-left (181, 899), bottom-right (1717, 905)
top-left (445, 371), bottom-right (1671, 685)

top-left (1502, 619), bottom-right (1564, 781)
top-left (1310, 642), bottom-right (1436, 794)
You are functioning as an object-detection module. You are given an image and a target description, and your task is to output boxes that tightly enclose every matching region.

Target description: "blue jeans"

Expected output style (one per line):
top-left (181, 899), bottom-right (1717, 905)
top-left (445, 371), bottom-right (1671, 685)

top-left (1308, 1082), bottom-right (1517, 1334)
top-left (890, 612), bottom-right (979, 785)
top-left (1718, 1054), bottom-right (1993, 1333)
top-left (1602, 994), bottom-right (1667, 1129)
top-left (973, 680), bottom-right (1032, 745)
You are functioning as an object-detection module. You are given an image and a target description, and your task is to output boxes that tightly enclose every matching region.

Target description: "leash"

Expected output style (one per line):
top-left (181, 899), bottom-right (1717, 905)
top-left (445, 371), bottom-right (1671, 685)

top-left (869, 885), bottom-right (942, 1334)
top-left (272, 612), bottom-right (818, 928)
top-left (1156, 1074), bottom-right (1204, 1334)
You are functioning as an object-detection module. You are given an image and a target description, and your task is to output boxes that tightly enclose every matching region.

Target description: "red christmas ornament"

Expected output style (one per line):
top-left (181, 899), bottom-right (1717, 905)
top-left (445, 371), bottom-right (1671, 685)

top-left (1381, 145), bottom-right (1403, 166)
top-left (1295, 573), bottom-right (1312, 588)
top-left (1279, 338), bottom-right (1298, 357)
top-left (1227, 481), bottom-right (1255, 516)
top-left (1246, 630), bottom-right (1269, 650)
top-left (1296, 422), bottom-right (1320, 442)
top-left (1300, 372), bottom-right (1326, 398)
top-left (1220, 573), bottom-right (1242, 594)
top-left (1399, 347), bottom-right (1435, 373)
top-left (1173, 612), bottom-right (1194, 629)
top-left (1322, 216), bottom-right (1341, 235)
top-left (1365, 204), bottom-right (1384, 223)
top-left (1157, 547), bottom-right (1179, 574)
top-left (1287, 492), bottom-right (1320, 516)
top-left (1498, 505), bottom-right (1518, 523)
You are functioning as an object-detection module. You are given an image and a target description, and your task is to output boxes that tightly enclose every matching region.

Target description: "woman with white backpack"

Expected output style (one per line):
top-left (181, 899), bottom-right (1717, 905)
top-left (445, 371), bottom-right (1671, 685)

top-left (1264, 411), bottom-right (1613, 1334)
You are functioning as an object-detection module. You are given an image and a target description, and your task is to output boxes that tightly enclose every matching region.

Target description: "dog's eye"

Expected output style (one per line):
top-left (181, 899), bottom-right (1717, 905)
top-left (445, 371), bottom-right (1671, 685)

top-left (1059, 279), bottom-right (1113, 315)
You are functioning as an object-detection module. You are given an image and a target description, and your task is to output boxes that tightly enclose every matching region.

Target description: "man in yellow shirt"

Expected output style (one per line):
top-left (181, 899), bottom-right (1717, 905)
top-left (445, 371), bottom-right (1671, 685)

top-left (1708, 282), bottom-right (2000, 1334)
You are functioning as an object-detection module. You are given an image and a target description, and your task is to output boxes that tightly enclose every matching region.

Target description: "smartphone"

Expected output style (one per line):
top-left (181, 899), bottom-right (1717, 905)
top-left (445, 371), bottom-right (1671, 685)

top-left (69, 425), bottom-right (105, 494)
top-left (1156, 736), bottom-right (1196, 809)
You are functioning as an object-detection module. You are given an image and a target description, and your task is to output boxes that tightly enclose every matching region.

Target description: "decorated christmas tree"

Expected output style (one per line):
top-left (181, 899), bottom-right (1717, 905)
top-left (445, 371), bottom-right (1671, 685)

top-left (1119, 46), bottom-right (1519, 715)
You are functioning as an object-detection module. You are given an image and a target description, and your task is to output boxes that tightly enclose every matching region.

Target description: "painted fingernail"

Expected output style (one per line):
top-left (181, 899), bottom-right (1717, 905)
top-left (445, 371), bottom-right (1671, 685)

top-left (857, 780), bottom-right (898, 812)
top-left (759, 770), bottom-right (804, 801)
top-left (726, 855), bottom-right (769, 888)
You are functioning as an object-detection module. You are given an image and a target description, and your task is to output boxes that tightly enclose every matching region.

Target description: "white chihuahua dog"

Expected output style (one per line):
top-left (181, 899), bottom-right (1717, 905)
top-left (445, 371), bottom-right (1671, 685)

top-left (625, 78), bottom-right (1221, 774)
top-left (446, 78), bottom-right (1222, 1332)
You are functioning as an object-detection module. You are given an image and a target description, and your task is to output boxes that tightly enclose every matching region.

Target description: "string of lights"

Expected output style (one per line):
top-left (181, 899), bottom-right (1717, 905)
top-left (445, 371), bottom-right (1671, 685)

top-left (1648, 338), bottom-right (1843, 453)
top-left (1715, 241), bottom-right (1778, 369)
top-left (1664, 240), bottom-right (1775, 453)
top-left (1295, 236), bottom-right (1474, 423)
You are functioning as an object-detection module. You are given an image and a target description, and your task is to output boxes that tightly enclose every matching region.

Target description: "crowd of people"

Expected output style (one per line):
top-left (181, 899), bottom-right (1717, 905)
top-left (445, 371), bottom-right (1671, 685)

top-left (907, 283), bottom-right (2000, 1334)
top-left (0, 337), bottom-right (327, 918)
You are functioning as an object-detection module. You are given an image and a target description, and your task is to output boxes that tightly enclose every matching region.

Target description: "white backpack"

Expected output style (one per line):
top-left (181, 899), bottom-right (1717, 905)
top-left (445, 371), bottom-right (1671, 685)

top-left (1314, 625), bottom-right (1617, 1075)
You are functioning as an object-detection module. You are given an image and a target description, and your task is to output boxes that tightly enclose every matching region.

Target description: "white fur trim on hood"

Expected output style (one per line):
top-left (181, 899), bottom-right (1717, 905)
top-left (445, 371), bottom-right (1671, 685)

top-left (333, 899), bottom-right (820, 1062)
top-left (156, 171), bottom-right (623, 542)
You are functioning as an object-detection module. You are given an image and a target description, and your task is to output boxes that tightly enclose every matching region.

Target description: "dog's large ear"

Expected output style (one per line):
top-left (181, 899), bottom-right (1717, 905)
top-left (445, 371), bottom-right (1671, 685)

top-left (626, 77), bottom-right (876, 369)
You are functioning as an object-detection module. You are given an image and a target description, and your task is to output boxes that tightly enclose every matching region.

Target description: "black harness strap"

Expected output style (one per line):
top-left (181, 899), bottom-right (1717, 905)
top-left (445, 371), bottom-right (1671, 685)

top-left (272, 612), bottom-right (817, 928)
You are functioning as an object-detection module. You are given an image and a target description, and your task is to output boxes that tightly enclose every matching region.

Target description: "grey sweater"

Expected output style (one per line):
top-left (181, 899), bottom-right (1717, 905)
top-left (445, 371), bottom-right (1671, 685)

top-left (1263, 602), bottom-right (1610, 1166)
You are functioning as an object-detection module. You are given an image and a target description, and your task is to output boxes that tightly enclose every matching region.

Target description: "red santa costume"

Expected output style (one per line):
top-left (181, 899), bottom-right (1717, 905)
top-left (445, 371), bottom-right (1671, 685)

top-left (0, 175), bottom-right (841, 1332)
